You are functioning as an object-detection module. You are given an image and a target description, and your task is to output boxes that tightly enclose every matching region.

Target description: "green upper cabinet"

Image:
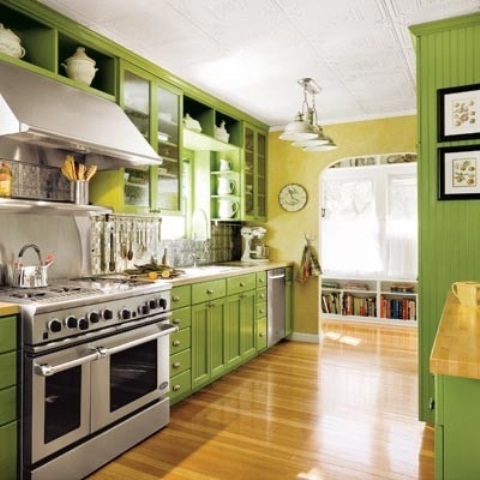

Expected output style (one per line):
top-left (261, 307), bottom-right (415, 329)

top-left (0, 1), bottom-right (117, 99)
top-left (90, 64), bottom-right (183, 214)
top-left (244, 123), bottom-right (267, 221)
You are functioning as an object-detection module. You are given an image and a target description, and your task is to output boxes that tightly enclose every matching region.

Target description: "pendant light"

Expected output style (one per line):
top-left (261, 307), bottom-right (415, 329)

top-left (280, 78), bottom-right (337, 151)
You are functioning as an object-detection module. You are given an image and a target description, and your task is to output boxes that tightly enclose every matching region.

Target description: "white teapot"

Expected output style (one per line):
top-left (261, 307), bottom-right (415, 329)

top-left (0, 23), bottom-right (25, 59)
top-left (217, 198), bottom-right (239, 219)
top-left (62, 47), bottom-right (98, 86)
top-left (217, 177), bottom-right (235, 195)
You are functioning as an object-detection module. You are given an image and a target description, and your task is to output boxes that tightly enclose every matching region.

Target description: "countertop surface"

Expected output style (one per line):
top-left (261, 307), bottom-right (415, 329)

top-left (164, 261), bottom-right (293, 286)
top-left (431, 291), bottom-right (480, 379)
top-left (0, 302), bottom-right (20, 316)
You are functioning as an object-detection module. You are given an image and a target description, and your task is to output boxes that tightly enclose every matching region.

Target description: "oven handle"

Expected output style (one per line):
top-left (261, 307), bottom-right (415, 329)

top-left (94, 323), bottom-right (178, 357)
top-left (34, 350), bottom-right (101, 377)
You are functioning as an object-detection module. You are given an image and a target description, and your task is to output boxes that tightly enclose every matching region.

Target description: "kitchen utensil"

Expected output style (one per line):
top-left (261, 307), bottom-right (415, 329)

top-left (217, 177), bottom-right (235, 195)
top-left (100, 225), bottom-right (107, 272)
top-left (0, 23), bottom-right (26, 59)
top-left (127, 227), bottom-right (134, 261)
top-left (61, 46), bottom-right (98, 86)
top-left (217, 198), bottom-right (239, 219)
top-left (451, 281), bottom-right (480, 307)
top-left (12, 244), bottom-right (53, 288)
top-left (109, 226), bottom-right (116, 272)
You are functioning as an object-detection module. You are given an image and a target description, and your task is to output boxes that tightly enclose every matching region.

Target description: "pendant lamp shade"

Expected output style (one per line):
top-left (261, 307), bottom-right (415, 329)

top-left (279, 112), bottom-right (318, 141)
top-left (280, 78), bottom-right (338, 152)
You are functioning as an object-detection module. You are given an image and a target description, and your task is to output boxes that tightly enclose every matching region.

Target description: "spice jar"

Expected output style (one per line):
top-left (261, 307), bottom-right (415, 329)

top-left (0, 161), bottom-right (12, 198)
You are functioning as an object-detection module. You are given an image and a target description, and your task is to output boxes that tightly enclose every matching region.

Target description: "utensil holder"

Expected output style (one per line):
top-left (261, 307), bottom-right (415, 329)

top-left (70, 180), bottom-right (89, 205)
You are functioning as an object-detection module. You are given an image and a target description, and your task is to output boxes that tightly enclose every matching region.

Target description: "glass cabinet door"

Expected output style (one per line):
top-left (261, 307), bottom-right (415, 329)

top-left (244, 127), bottom-right (255, 217)
top-left (256, 132), bottom-right (266, 218)
top-left (123, 71), bottom-right (151, 210)
top-left (153, 84), bottom-right (181, 212)
top-left (244, 125), bottom-right (267, 220)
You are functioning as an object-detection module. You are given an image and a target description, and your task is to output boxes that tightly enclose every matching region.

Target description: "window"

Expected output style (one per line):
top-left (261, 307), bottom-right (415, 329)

top-left (321, 163), bottom-right (417, 279)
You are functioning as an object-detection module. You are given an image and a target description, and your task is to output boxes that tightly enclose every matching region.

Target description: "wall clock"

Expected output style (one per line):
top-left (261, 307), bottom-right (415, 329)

top-left (278, 183), bottom-right (308, 211)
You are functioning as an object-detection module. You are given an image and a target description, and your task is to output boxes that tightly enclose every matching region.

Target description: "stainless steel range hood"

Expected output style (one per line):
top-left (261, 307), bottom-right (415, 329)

top-left (0, 61), bottom-right (161, 167)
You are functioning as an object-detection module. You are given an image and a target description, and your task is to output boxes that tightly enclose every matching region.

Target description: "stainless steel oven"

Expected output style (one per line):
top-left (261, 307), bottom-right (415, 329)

top-left (26, 319), bottom-right (174, 466)
top-left (0, 278), bottom-right (175, 480)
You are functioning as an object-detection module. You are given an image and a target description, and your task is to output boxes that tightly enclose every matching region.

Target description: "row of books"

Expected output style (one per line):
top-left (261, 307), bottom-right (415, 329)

top-left (321, 292), bottom-right (376, 317)
top-left (321, 292), bottom-right (417, 321)
top-left (379, 296), bottom-right (416, 320)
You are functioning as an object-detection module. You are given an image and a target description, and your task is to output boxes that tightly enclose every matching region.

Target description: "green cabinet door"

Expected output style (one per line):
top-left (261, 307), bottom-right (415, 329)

top-left (0, 420), bottom-right (17, 480)
top-left (226, 290), bottom-right (256, 368)
top-left (191, 299), bottom-right (227, 390)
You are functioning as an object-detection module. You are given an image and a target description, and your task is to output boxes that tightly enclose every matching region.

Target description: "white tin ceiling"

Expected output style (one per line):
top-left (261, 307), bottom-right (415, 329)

top-left (38, 0), bottom-right (480, 127)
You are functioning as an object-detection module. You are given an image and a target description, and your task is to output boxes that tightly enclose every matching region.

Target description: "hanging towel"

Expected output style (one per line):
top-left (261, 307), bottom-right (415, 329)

top-left (296, 234), bottom-right (322, 285)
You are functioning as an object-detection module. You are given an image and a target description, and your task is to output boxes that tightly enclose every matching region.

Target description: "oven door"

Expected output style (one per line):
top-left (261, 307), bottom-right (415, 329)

top-left (26, 344), bottom-right (99, 465)
top-left (90, 319), bottom-right (176, 432)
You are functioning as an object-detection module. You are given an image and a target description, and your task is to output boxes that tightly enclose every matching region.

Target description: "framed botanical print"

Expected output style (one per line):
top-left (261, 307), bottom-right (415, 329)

top-left (438, 145), bottom-right (480, 200)
top-left (438, 83), bottom-right (480, 142)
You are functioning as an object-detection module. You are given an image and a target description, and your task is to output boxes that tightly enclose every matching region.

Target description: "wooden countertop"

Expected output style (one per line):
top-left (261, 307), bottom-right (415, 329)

top-left (430, 291), bottom-right (480, 379)
top-left (0, 302), bottom-right (20, 316)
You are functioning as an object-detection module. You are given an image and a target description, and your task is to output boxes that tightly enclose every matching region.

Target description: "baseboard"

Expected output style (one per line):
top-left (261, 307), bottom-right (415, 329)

top-left (288, 332), bottom-right (320, 343)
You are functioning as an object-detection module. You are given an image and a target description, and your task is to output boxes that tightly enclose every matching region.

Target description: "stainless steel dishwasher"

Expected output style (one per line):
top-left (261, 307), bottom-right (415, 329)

top-left (267, 268), bottom-right (286, 346)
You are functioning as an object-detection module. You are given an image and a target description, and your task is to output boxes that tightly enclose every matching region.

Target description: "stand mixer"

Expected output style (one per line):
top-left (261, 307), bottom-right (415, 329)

top-left (241, 226), bottom-right (269, 263)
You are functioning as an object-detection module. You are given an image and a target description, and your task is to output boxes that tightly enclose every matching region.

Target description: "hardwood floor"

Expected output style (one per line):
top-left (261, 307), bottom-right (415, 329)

top-left (89, 322), bottom-right (433, 480)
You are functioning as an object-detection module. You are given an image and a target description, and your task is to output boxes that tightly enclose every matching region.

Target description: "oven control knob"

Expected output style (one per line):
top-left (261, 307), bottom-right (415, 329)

top-left (148, 299), bottom-right (158, 310)
top-left (88, 311), bottom-right (100, 324)
top-left (139, 303), bottom-right (150, 315)
top-left (65, 316), bottom-right (78, 329)
top-left (159, 298), bottom-right (168, 310)
top-left (119, 309), bottom-right (131, 320)
top-left (102, 309), bottom-right (114, 321)
top-left (48, 319), bottom-right (62, 333)
top-left (78, 318), bottom-right (89, 331)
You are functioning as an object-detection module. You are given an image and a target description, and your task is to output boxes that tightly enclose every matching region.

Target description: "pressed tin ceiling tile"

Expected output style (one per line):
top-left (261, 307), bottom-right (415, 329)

top-left (37, 0), bottom-right (480, 126)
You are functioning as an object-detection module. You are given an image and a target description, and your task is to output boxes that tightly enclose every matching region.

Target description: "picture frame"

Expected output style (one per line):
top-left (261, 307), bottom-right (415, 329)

top-left (438, 145), bottom-right (480, 200)
top-left (438, 83), bottom-right (480, 141)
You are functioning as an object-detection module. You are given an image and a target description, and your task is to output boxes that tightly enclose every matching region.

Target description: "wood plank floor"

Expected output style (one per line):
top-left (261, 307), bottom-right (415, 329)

top-left (89, 323), bottom-right (433, 480)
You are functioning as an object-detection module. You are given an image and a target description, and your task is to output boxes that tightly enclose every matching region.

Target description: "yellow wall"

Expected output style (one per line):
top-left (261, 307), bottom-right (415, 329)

top-left (266, 115), bottom-right (417, 337)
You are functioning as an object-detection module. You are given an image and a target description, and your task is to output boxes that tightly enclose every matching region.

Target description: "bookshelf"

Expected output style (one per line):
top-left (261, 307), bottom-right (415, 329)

top-left (321, 276), bottom-right (417, 327)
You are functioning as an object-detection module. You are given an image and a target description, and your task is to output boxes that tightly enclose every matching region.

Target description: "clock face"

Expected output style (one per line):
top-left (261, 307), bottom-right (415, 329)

top-left (279, 183), bottom-right (308, 211)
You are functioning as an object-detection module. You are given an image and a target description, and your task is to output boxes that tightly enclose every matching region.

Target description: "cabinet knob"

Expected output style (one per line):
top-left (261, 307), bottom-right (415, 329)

top-left (259, 332), bottom-right (265, 337)
top-left (259, 309), bottom-right (265, 315)
top-left (240, 282), bottom-right (246, 287)
top-left (259, 293), bottom-right (265, 299)
top-left (173, 318), bottom-right (181, 325)
top-left (206, 289), bottom-right (214, 294)
top-left (173, 384), bottom-right (181, 391)
top-left (172, 362), bottom-right (181, 369)
top-left (172, 340), bottom-right (181, 347)
top-left (172, 295), bottom-right (180, 302)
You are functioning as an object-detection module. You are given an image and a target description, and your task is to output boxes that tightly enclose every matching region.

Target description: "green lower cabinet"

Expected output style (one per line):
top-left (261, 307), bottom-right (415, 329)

top-left (225, 290), bottom-right (256, 370)
top-left (192, 299), bottom-right (227, 390)
top-left (434, 374), bottom-right (480, 480)
top-left (0, 420), bottom-right (17, 480)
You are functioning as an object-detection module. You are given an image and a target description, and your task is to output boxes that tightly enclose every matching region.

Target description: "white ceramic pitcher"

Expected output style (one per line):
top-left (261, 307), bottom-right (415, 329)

top-left (217, 198), bottom-right (239, 218)
top-left (217, 177), bottom-right (235, 195)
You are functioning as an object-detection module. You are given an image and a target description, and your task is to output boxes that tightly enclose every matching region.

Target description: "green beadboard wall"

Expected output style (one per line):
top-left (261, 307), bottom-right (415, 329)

top-left (411, 13), bottom-right (480, 423)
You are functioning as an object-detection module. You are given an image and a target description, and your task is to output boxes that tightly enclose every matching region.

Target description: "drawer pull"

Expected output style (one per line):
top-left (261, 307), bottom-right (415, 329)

top-left (240, 281), bottom-right (246, 287)
top-left (172, 295), bottom-right (181, 302)
top-left (172, 340), bottom-right (181, 347)
top-left (259, 332), bottom-right (265, 337)
top-left (259, 278), bottom-right (265, 284)
top-left (173, 318), bottom-right (181, 325)
top-left (259, 293), bottom-right (265, 299)
top-left (173, 384), bottom-right (181, 391)
top-left (206, 289), bottom-right (214, 294)
top-left (172, 361), bottom-right (181, 369)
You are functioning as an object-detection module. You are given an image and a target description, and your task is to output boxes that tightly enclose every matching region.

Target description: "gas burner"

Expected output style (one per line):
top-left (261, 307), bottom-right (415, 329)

top-left (11, 290), bottom-right (48, 300)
